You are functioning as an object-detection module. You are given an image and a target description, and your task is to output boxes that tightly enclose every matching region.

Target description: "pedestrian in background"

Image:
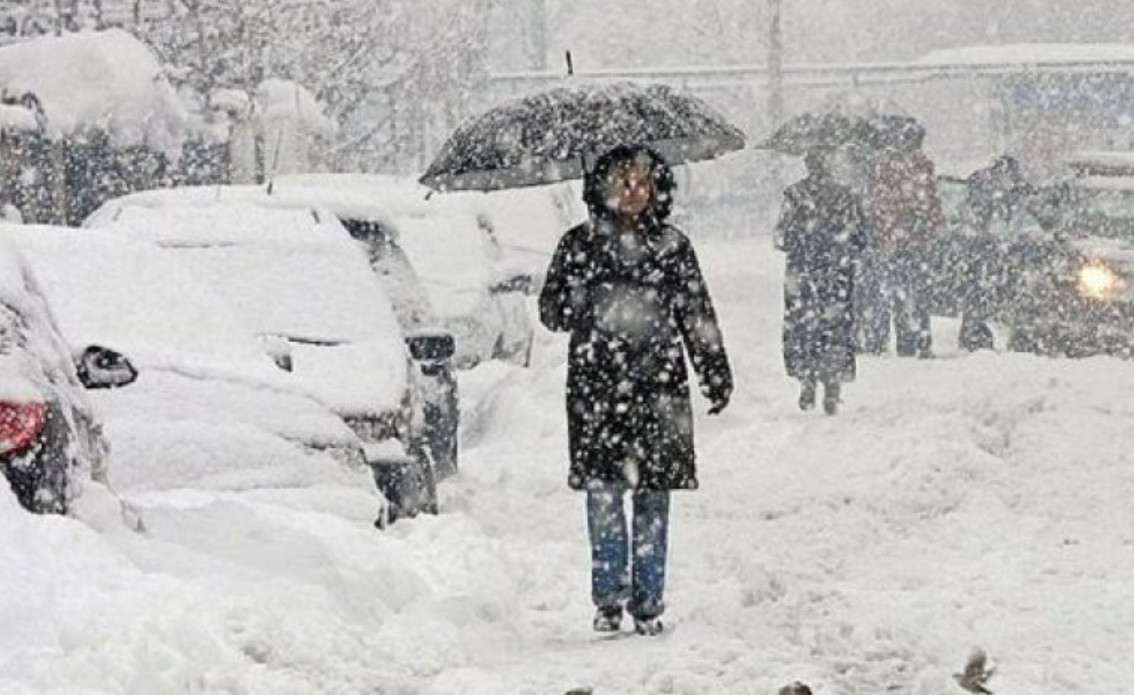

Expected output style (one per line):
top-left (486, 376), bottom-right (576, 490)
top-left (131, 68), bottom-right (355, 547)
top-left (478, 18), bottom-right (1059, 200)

top-left (775, 150), bottom-right (867, 414)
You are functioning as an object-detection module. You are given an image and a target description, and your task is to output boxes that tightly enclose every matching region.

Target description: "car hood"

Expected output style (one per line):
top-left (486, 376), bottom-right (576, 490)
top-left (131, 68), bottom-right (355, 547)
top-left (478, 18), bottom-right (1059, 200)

top-left (88, 369), bottom-right (368, 493)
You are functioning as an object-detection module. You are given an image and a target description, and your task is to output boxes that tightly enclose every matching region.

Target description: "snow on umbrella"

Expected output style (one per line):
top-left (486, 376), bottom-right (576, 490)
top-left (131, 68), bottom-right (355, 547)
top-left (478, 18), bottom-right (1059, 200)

top-left (865, 112), bottom-right (926, 150)
top-left (821, 92), bottom-right (926, 151)
top-left (419, 82), bottom-right (747, 192)
top-left (762, 95), bottom-right (926, 155)
top-left (758, 111), bottom-right (875, 156)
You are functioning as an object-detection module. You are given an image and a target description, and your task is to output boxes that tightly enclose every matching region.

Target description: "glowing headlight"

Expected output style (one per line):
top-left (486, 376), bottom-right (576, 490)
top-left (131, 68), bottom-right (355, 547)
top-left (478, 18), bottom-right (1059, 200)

top-left (1077, 263), bottom-right (1121, 300)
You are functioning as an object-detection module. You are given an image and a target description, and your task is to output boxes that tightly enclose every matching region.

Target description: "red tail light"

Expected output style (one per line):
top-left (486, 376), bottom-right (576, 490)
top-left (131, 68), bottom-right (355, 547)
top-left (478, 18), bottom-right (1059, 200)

top-left (0, 401), bottom-right (48, 457)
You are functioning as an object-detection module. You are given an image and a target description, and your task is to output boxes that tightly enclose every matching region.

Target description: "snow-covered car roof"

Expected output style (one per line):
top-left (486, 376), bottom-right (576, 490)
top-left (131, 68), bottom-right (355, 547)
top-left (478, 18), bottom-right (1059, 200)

top-left (273, 173), bottom-right (584, 257)
top-left (0, 29), bottom-right (192, 154)
top-left (270, 175), bottom-right (496, 318)
top-left (1, 224), bottom-right (361, 437)
top-left (86, 188), bottom-right (400, 345)
top-left (4, 225), bottom-right (284, 380)
top-left (86, 188), bottom-right (409, 416)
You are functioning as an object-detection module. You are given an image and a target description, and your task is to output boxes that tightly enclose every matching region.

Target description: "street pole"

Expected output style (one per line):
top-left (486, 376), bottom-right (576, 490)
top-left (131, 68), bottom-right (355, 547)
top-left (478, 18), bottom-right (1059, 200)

top-left (767, 0), bottom-right (784, 133)
top-left (531, 0), bottom-right (548, 71)
top-left (767, 0), bottom-right (784, 190)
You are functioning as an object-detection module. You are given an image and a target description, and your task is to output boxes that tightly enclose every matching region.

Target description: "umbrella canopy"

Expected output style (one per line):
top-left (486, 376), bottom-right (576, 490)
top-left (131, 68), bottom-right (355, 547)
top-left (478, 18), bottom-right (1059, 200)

top-left (821, 93), bottom-right (926, 151)
top-left (419, 82), bottom-right (747, 192)
top-left (759, 112), bottom-right (875, 156)
top-left (762, 95), bottom-right (926, 155)
top-left (864, 112), bottom-right (925, 150)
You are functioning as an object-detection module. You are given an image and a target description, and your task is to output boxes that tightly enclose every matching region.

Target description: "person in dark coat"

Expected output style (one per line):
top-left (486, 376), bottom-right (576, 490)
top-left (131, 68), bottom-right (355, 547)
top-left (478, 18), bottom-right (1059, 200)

top-left (775, 150), bottom-right (867, 414)
top-left (957, 155), bottom-right (1036, 351)
top-left (538, 144), bottom-right (732, 636)
top-left (862, 145), bottom-right (944, 358)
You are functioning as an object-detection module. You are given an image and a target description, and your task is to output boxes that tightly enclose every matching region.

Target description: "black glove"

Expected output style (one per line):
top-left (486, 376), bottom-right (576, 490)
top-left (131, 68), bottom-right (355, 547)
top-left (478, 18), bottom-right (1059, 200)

top-left (707, 392), bottom-right (730, 416)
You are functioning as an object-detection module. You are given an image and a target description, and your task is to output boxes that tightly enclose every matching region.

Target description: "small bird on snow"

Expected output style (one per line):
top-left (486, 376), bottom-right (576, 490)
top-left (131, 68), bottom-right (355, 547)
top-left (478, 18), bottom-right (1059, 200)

top-left (954, 648), bottom-right (995, 694)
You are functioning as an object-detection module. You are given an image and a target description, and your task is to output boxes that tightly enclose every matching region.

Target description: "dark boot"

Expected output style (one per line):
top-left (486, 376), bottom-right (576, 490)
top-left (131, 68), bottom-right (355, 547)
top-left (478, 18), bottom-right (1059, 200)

top-left (798, 379), bottom-right (816, 411)
top-left (633, 615), bottom-right (664, 636)
top-left (593, 606), bottom-right (623, 633)
top-left (959, 313), bottom-right (995, 352)
top-left (822, 381), bottom-right (841, 416)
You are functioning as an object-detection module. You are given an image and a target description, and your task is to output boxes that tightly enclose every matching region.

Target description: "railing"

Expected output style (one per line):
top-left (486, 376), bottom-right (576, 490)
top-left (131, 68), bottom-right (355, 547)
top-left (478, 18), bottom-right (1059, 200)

top-left (491, 58), bottom-right (1134, 93)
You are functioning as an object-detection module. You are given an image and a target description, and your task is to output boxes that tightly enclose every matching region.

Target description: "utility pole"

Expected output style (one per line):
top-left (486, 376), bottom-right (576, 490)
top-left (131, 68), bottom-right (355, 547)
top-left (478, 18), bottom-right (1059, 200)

top-left (766, 0), bottom-right (784, 191)
top-left (531, 0), bottom-right (548, 71)
top-left (767, 0), bottom-right (784, 136)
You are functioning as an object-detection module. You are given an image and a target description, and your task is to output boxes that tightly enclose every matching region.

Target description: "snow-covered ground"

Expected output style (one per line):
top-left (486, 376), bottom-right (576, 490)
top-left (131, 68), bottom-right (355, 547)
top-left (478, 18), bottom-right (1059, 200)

top-left (3, 212), bottom-right (1132, 694)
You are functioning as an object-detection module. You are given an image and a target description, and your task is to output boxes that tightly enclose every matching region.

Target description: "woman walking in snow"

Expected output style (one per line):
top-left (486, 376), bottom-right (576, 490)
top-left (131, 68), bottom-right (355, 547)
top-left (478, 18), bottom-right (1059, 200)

top-left (538, 144), bottom-right (732, 636)
top-left (775, 150), bottom-right (867, 415)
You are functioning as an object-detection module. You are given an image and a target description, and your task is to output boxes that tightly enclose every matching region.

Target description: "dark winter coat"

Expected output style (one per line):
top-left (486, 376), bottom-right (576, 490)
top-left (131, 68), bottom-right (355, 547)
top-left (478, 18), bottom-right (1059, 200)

top-left (539, 217), bottom-right (732, 491)
top-left (775, 173), bottom-right (867, 383)
top-left (868, 149), bottom-right (944, 253)
top-left (964, 160), bottom-right (1036, 233)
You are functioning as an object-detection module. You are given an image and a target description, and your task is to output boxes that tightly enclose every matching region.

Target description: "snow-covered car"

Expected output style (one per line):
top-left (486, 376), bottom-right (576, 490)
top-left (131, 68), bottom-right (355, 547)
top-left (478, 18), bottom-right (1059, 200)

top-left (928, 174), bottom-right (1134, 357)
top-left (0, 236), bottom-right (109, 514)
top-left (3, 226), bottom-right (391, 519)
top-left (272, 174), bottom-right (552, 369)
top-left (85, 191), bottom-right (456, 518)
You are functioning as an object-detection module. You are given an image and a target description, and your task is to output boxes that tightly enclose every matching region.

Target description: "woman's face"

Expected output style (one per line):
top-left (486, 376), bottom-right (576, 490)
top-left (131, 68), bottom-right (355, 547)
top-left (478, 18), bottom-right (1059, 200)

top-left (603, 157), bottom-right (653, 218)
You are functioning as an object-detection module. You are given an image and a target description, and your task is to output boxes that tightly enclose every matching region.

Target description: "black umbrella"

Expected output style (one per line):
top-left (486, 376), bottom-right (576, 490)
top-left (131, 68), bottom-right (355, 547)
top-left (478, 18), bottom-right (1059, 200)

top-left (865, 113), bottom-right (926, 150)
top-left (758, 111), bottom-right (874, 156)
top-left (822, 93), bottom-right (926, 151)
top-left (419, 82), bottom-right (747, 192)
top-left (762, 94), bottom-right (927, 155)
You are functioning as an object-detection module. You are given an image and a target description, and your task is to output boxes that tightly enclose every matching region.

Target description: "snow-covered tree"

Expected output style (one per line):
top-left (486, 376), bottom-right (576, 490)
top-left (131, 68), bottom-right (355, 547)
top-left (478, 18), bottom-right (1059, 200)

top-left (137, 0), bottom-right (489, 174)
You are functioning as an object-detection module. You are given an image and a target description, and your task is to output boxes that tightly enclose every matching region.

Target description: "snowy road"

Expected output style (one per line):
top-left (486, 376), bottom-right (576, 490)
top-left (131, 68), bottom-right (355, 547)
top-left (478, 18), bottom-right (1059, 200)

top-left (431, 236), bottom-right (1134, 694)
top-left (3, 234), bottom-right (1132, 695)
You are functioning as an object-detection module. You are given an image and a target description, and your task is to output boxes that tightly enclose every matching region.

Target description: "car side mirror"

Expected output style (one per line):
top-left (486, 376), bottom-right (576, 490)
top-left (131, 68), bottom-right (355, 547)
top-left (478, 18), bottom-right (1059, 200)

top-left (406, 331), bottom-right (455, 362)
top-left (256, 334), bottom-right (293, 372)
top-left (76, 345), bottom-right (138, 390)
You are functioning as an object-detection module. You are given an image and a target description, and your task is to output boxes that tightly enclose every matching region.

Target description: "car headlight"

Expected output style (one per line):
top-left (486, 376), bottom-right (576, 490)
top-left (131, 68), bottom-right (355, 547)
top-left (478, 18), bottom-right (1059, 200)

top-left (1076, 262), bottom-right (1121, 301)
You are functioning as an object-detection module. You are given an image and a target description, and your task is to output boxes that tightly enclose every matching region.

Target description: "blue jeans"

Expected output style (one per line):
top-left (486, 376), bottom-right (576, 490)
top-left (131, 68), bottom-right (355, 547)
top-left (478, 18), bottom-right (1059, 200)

top-left (586, 482), bottom-right (670, 620)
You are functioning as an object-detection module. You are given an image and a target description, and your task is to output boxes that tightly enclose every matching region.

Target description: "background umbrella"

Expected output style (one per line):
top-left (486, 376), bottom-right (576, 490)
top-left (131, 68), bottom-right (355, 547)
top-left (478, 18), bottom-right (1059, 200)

top-left (761, 94), bottom-right (926, 155)
top-left (864, 112), bottom-right (926, 150)
top-left (758, 111), bottom-right (874, 155)
top-left (822, 93), bottom-right (926, 151)
top-left (419, 82), bottom-right (747, 192)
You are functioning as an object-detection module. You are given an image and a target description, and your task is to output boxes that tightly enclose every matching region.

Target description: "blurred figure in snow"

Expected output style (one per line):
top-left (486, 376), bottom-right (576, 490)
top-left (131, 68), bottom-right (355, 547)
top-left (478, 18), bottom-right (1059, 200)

top-left (956, 155), bottom-right (1037, 351)
top-left (964, 155), bottom-right (1035, 234)
top-left (861, 139), bottom-right (945, 357)
top-left (538, 144), bottom-right (732, 637)
top-left (775, 150), bottom-right (867, 415)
